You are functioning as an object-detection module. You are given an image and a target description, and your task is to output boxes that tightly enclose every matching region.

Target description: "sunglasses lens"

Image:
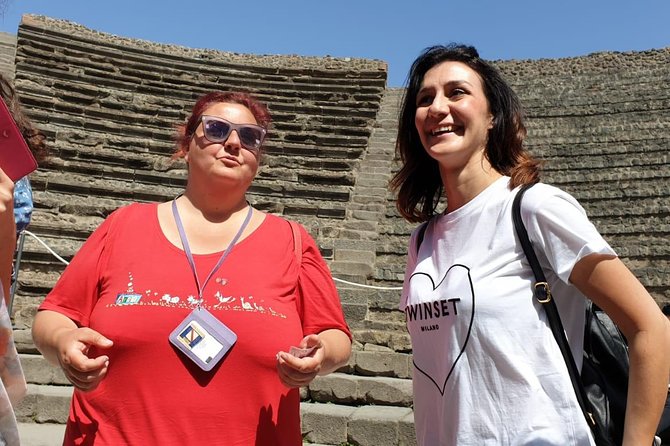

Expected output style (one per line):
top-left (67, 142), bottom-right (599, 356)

top-left (203, 119), bottom-right (231, 142)
top-left (201, 117), bottom-right (264, 151)
top-left (239, 127), bottom-right (264, 150)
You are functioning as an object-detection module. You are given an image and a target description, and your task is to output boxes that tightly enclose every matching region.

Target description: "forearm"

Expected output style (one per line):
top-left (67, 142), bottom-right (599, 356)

top-left (622, 318), bottom-right (670, 445)
top-left (0, 214), bottom-right (15, 304)
top-left (317, 328), bottom-right (351, 375)
top-left (32, 310), bottom-right (78, 366)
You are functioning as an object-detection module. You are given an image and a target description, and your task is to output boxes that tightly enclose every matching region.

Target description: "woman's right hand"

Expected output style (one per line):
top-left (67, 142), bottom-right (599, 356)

top-left (53, 326), bottom-right (113, 392)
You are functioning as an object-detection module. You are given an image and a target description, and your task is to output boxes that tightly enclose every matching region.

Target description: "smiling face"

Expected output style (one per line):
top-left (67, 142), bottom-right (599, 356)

top-left (185, 101), bottom-right (261, 189)
top-left (414, 61), bottom-right (493, 175)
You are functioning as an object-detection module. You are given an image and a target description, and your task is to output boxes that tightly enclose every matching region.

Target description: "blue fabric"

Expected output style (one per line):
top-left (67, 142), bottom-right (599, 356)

top-left (12, 176), bottom-right (32, 234)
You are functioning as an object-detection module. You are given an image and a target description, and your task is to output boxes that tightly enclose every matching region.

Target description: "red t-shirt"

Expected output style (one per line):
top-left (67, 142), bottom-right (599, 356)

top-left (40, 203), bottom-right (350, 445)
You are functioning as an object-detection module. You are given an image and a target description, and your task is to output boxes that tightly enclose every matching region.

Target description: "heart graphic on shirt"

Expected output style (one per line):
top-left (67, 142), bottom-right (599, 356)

top-left (406, 264), bottom-right (475, 396)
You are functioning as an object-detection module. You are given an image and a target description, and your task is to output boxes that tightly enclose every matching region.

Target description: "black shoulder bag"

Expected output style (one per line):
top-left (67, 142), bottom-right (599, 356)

top-left (512, 183), bottom-right (629, 446)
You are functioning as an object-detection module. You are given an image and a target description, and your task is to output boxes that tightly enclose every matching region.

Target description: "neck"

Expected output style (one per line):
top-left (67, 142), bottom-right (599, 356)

top-left (441, 162), bottom-right (503, 213)
top-left (180, 187), bottom-right (249, 223)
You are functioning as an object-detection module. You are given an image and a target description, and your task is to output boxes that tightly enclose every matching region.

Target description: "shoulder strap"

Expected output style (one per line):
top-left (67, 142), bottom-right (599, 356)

top-left (512, 183), bottom-right (597, 431)
top-left (288, 220), bottom-right (305, 320)
top-left (414, 221), bottom-right (429, 255)
top-left (288, 220), bottom-right (302, 265)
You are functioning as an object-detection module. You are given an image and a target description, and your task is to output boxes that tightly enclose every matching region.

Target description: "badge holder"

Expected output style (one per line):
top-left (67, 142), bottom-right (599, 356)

top-left (169, 308), bottom-right (237, 371)
top-left (169, 201), bottom-right (250, 372)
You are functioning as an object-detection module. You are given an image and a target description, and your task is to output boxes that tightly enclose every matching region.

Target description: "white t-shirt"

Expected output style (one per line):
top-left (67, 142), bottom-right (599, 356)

top-left (400, 176), bottom-right (616, 446)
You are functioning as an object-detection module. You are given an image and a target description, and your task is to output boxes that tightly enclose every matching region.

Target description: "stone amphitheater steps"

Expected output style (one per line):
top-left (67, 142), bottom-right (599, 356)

top-left (301, 402), bottom-right (414, 446)
top-left (15, 38), bottom-right (386, 95)
top-left (28, 168), bottom-right (357, 214)
top-left (17, 26), bottom-right (386, 89)
top-left (16, 33), bottom-right (385, 117)
top-left (15, 404), bottom-right (415, 446)
top-left (16, 355), bottom-right (416, 414)
top-left (17, 422), bottom-right (66, 446)
top-left (19, 101), bottom-right (373, 150)
top-left (0, 32), bottom-right (16, 78)
top-left (16, 82), bottom-right (377, 131)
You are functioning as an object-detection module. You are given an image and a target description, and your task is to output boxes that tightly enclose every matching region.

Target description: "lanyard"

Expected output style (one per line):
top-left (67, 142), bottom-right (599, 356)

top-left (171, 199), bottom-right (253, 306)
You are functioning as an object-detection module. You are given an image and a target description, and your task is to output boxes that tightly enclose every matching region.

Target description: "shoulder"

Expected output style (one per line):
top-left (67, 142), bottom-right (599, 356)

top-left (95, 202), bottom-right (158, 235)
top-left (261, 212), bottom-right (291, 230)
top-left (108, 202), bottom-right (157, 219)
top-left (515, 183), bottom-right (585, 218)
top-left (263, 213), bottom-right (309, 238)
top-left (514, 182), bottom-right (603, 246)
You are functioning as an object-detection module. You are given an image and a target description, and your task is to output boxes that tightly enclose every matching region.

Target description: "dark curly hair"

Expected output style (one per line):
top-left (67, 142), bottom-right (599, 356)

top-left (0, 74), bottom-right (47, 163)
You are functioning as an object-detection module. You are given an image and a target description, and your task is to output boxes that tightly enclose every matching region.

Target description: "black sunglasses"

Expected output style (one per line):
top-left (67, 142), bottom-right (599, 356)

top-left (199, 115), bottom-right (267, 152)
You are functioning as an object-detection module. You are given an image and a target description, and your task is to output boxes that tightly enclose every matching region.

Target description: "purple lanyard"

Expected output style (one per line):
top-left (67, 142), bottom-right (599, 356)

top-left (171, 199), bottom-right (253, 305)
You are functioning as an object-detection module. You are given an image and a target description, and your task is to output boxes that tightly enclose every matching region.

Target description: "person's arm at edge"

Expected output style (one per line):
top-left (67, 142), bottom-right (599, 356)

top-left (33, 309), bottom-right (113, 391)
top-left (315, 328), bottom-right (352, 376)
top-left (0, 167), bottom-right (16, 304)
top-left (31, 309), bottom-right (79, 365)
top-left (570, 254), bottom-right (670, 446)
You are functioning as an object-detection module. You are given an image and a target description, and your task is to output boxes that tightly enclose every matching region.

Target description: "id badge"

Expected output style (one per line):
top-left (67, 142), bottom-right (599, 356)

top-left (169, 308), bottom-right (237, 371)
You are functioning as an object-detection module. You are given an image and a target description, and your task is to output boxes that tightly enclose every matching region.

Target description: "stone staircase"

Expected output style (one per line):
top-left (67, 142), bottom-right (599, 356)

top-left (300, 88), bottom-right (417, 445)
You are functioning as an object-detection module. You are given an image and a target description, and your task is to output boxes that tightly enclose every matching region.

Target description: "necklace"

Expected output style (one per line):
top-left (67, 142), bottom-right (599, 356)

top-left (171, 199), bottom-right (253, 306)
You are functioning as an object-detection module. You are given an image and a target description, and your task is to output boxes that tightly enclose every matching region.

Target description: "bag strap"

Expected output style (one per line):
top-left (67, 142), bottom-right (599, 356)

top-left (288, 220), bottom-right (302, 265)
top-left (512, 183), bottom-right (597, 431)
top-left (414, 221), bottom-right (429, 255)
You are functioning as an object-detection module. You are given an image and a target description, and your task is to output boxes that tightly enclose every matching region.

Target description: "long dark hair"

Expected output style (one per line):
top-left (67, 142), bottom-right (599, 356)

top-left (0, 74), bottom-right (47, 163)
top-left (390, 44), bottom-right (541, 223)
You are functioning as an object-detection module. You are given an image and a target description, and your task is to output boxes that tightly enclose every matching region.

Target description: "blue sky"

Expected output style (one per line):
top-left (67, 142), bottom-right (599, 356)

top-left (0, 0), bottom-right (668, 87)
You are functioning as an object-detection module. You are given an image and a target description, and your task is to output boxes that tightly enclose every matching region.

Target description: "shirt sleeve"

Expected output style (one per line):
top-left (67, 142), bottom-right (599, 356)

top-left (38, 206), bottom-right (128, 326)
top-left (521, 185), bottom-right (617, 284)
top-left (295, 225), bottom-right (351, 340)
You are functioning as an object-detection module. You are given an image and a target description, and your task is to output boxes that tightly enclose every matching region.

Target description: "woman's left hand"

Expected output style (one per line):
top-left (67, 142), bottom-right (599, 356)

top-left (276, 334), bottom-right (324, 388)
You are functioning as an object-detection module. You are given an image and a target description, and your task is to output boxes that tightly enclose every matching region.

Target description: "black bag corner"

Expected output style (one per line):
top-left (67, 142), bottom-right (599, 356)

top-left (581, 300), bottom-right (629, 446)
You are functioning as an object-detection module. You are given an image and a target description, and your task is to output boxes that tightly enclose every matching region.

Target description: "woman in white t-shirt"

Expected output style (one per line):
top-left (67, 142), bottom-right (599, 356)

top-left (390, 44), bottom-right (670, 446)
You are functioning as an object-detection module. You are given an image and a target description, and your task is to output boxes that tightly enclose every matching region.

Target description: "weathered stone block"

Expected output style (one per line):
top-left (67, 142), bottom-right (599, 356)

top-left (347, 405), bottom-right (413, 446)
top-left (301, 402), bottom-right (355, 445)
top-left (358, 376), bottom-right (413, 406)
top-left (354, 350), bottom-right (411, 378)
top-left (308, 373), bottom-right (357, 403)
top-left (15, 384), bottom-right (72, 424)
